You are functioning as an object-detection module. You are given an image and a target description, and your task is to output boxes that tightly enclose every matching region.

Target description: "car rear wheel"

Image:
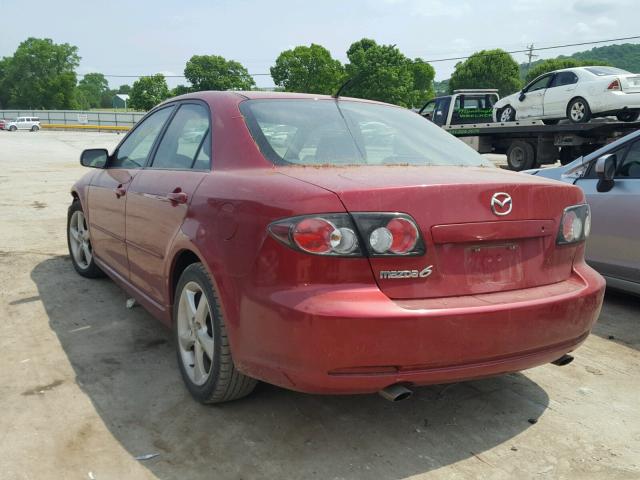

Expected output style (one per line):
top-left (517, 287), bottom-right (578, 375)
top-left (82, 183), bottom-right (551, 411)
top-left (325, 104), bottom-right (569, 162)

top-left (616, 111), bottom-right (640, 122)
top-left (30, 125), bottom-right (39, 132)
top-left (506, 140), bottom-right (536, 171)
top-left (567, 98), bottom-right (592, 123)
top-left (499, 106), bottom-right (516, 122)
top-left (174, 263), bottom-right (257, 404)
top-left (67, 200), bottom-right (104, 278)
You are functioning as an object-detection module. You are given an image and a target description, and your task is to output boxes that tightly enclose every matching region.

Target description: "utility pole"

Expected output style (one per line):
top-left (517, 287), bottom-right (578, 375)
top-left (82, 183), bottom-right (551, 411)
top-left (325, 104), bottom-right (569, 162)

top-left (526, 44), bottom-right (538, 73)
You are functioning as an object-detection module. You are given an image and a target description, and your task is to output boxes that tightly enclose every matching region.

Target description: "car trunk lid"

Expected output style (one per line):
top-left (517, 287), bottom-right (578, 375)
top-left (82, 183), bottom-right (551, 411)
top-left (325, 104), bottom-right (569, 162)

top-left (280, 165), bottom-right (584, 299)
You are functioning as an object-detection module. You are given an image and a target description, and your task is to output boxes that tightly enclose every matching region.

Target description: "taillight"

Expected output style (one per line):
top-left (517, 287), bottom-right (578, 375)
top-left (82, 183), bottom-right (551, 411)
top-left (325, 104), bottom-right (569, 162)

top-left (268, 213), bottom-right (425, 257)
top-left (557, 204), bottom-right (591, 245)
top-left (607, 79), bottom-right (621, 91)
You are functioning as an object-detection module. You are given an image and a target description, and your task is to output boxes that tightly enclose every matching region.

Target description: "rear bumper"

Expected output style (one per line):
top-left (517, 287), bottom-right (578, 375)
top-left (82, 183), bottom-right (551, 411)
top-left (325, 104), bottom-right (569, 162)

top-left (593, 91), bottom-right (640, 113)
top-left (236, 263), bottom-right (605, 394)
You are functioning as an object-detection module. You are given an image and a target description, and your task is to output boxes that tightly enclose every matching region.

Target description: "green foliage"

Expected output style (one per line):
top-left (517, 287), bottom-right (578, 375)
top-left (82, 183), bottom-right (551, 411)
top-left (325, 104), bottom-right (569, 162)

top-left (129, 74), bottom-right (170, 110)
top-left (343, 38), bottom-right (435, 108)
top-left (271, 44), bottom-right (344, 94)
top-left (433, 79), bottom-right (449, 96)
top-left (523, 58), bottom-right (609, 83)
top-left (565, 43), bottom-right (640, 73)
top-left (76, 72), bottom-right (109, 109)
top-left (449, 49), bottom-right (521, 96)
top-left (117, 84), bottom-right (132, 94)
top-left (184, 55), bottom-right (255, 91)
top-left (171, 84), bottom-right (192, 96)
top-left (1, 37), bottom-right (80, 109)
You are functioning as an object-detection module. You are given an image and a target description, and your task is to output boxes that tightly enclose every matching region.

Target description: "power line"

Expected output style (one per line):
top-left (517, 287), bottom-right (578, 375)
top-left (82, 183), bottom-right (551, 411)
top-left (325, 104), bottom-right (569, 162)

top-left (421, 34), bottom-right (640, 63)
top-left (78, 34), bottom-right (640, 80)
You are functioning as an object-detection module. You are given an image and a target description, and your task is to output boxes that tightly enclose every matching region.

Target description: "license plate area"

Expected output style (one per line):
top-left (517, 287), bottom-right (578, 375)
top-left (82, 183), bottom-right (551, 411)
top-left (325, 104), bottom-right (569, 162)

top-left (463, 243), bottom-right (523, 288)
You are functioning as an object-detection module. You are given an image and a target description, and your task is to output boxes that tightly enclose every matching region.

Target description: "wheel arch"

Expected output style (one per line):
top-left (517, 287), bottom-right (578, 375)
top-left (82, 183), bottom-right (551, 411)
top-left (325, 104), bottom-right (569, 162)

top-left (169, 249), bottom-right (205, 308)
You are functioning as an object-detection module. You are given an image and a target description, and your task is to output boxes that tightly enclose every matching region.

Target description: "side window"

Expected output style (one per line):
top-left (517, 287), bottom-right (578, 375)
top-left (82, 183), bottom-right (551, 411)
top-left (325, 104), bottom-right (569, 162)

top-left (431, 97), bottom-right (450, 126)
top-left (550, 72), bottom-right (578, 88)
top-left (151, 103), bottom-right (211, 170)
top-left (420, 100), bottom-right (436, 119)
top-left (525, 75), bottom-right (552, 92)
top-left (112, 106), bottom-right (174, 169)
top-left (617, 140), bottom-right (640, 178)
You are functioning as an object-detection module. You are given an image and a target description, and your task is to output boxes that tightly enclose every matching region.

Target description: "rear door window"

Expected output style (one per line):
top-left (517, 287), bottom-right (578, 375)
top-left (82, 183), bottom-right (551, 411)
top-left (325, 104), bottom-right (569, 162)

top-left (150, 103), bottom-right (211, 170)
top-left (451, 94), bottom-right (497, 125)
top-left (550, 72), bottom-right (578, 88)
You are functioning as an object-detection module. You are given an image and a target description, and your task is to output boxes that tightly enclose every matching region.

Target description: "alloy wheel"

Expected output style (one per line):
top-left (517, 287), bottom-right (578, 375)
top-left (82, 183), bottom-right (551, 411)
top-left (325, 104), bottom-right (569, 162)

top-left (177, 281), bottom-right (215, 386)
top-left (68, 210), bottom-right (92, 269)
top-left (570, 101), bottom-right (586, 122)
top-left (500, 107), bottom-right (513, 122)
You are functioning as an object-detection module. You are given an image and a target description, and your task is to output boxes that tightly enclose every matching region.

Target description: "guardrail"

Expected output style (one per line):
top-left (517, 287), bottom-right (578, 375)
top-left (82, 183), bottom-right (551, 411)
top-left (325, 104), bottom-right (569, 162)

top-left (0, 109), bottom-right (145, 129)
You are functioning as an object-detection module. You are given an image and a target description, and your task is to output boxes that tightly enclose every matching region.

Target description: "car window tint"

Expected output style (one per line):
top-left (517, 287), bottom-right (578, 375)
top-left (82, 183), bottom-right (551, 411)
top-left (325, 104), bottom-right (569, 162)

top-left (151, 103), bottom-right (210, 170)
top-left (112, 106), bottom-right (174, 169)
top-left (618, 140), bottom-right (640, 178)
top-left (526, 75), bottom-right (552, 92)
top-left (551, 72), bottom-right (578, 87)
top-left (241, 99), bottom-right (492, 168)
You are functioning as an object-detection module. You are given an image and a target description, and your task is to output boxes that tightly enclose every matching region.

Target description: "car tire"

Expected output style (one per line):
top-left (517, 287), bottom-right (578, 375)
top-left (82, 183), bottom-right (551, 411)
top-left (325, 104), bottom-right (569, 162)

top-left (31, 125), bottom-right (39, 132)
top-left (567, 97), bottom-right (592, 124)
top-left (498, 106), bottom-right (516, 122)
top-left (542, 119), bottom-right (559, 125)
top-left (9, 125), bottom-right (16, 131)
top-left (506, 140), bottom-right (536, 171)
top-left (174, 263), bottom-right (257, 404)
top-left (616, 111), bottom-right (640, 122)
top-left (67, 200), bottom-right (104, 278)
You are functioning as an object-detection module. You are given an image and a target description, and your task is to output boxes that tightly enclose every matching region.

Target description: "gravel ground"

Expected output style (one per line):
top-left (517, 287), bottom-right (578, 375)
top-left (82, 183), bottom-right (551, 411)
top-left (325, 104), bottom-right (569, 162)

top-left (0, 130), bottom-right (638, 480)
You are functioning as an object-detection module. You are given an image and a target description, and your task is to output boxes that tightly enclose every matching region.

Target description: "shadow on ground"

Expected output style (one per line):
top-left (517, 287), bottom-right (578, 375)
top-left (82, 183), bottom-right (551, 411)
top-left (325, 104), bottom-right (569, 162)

top-left (592, 289), bottom-right (640, 351)
top-left (33, 256), bottom-right (549, 480)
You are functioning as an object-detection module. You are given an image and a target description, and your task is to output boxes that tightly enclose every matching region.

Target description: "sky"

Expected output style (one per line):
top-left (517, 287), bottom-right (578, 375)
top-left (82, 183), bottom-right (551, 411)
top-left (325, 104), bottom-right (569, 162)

top-left (0, 0), bottom-right (638, 89)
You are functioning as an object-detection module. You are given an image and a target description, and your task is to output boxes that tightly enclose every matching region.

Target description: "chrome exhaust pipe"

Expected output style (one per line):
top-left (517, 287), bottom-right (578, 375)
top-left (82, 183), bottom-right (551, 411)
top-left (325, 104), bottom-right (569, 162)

top-left (551, 354), bottom-right (574, 366)
top-left (379, 384), bottom-right (413, 402)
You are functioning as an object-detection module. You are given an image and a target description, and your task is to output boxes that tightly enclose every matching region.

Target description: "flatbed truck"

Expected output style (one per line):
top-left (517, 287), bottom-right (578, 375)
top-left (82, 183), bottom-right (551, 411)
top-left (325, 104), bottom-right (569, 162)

top-left (419, 89), bottom-right (640, 170)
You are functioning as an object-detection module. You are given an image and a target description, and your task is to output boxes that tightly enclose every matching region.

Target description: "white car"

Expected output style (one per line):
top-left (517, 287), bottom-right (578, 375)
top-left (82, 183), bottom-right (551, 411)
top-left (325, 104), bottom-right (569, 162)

top-left (4, 116), bottom-right (41, 131)
top-left (493, 66), bottom-right (640, 124)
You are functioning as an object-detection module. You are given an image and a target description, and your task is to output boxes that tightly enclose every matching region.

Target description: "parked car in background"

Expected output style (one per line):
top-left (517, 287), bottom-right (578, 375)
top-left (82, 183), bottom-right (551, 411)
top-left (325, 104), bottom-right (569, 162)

top-left (0, 119), bottom-right (6, 130)
top-left (3, 117), bottom-right (41, 131)
top-left (525, 130), bottom-right (640, 295)
top-left (68, 91), bottom-right (604, 404)
top-left (493, 67), bottom-right (640, 124)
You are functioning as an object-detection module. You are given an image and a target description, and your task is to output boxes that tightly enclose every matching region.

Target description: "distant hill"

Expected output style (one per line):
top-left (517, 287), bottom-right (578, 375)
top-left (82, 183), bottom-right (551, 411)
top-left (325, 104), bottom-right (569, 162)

top-left (521, 43), bottom-right (640, 78)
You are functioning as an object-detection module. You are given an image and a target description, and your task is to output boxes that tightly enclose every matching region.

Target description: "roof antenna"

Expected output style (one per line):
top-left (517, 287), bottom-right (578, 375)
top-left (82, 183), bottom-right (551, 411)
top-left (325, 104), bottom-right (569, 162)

top-left (333, 76), bottom-right (356, 99)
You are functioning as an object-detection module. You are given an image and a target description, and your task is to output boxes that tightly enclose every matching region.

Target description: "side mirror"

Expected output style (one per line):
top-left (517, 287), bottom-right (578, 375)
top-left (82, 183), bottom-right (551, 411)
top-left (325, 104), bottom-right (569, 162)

top-left (595, 153), bottom-right (616, 192)
top-left (518, 92), bottom-right (526, 102)
top-left (80, 148), bottom-right (109, 168)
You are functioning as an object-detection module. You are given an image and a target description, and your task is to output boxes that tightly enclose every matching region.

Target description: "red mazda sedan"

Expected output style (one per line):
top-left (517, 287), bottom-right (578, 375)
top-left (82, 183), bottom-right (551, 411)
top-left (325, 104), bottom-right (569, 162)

top-left (68, 91), bottom-right (605, 403)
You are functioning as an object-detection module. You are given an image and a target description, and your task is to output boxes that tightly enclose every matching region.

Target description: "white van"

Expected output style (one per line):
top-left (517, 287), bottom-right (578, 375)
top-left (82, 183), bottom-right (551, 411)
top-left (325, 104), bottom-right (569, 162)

top-left (4, 117), bottom-right (41, 131)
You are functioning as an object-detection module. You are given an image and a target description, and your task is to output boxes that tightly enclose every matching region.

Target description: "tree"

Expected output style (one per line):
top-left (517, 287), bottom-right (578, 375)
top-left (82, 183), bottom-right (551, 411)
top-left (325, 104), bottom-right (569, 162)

top-left (117, 84), bottom-right (132, 94)
top-left (77, 72), bottom-right (109, 109)
top-left (184, 55), bottom-right (255, 91)
top-left (343, 39), bottom-right (435, 108)
top-left (171, 84), bottom-right (192, 96)
top-left (524, 58), bottom-right (609, 84)
top-left (449, 49), bottom-right (521, 97)
top-left (129, 74), bottom-right (169, 110)
top-left (2, 37), bottom-right (80, 109)
top-left (0, 57), bottom-right (10, 109)
top-left (271, 44), bottom-right (344, 94)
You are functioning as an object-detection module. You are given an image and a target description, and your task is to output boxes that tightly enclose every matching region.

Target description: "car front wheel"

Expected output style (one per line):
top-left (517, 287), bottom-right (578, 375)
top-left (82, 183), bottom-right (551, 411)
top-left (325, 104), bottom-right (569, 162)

top-left (567, 98), bottom-right (592, 123)
top-left (499, 106), bottom-right (516, 122)
top-left (9, 125), bottom-right (16, 131)
top-left (174, 263), bottom-right (257, 404)
top-left (67, 200), bottom-right (104, 278)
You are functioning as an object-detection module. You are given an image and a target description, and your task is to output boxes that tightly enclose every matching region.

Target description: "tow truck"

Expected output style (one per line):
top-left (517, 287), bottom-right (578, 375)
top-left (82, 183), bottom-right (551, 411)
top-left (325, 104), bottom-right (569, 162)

top-left (419, 89), bottom-right (640, 170)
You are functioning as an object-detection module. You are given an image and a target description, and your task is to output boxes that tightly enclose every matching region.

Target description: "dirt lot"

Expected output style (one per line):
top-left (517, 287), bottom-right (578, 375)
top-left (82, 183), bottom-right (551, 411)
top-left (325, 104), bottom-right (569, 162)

top-left (1, 130), bottom-right (639, 480)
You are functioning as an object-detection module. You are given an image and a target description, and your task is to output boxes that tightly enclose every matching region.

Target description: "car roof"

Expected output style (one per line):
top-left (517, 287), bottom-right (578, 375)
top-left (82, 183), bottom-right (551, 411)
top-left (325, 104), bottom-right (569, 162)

top-left (164, 90), bottom-right (394, 107)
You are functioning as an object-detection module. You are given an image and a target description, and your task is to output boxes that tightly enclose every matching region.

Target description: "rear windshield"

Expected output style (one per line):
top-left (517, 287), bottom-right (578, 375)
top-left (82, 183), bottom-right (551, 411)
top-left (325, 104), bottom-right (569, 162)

top-left (240, 99), bottom-right (492, 167)
top-left (585, 66), bottom-right (630, 76)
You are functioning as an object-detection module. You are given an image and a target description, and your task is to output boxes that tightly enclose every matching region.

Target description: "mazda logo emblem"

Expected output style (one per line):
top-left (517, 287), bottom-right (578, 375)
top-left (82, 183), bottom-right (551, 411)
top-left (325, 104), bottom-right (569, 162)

top-left (490, 192), bottom-right (512, 216)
